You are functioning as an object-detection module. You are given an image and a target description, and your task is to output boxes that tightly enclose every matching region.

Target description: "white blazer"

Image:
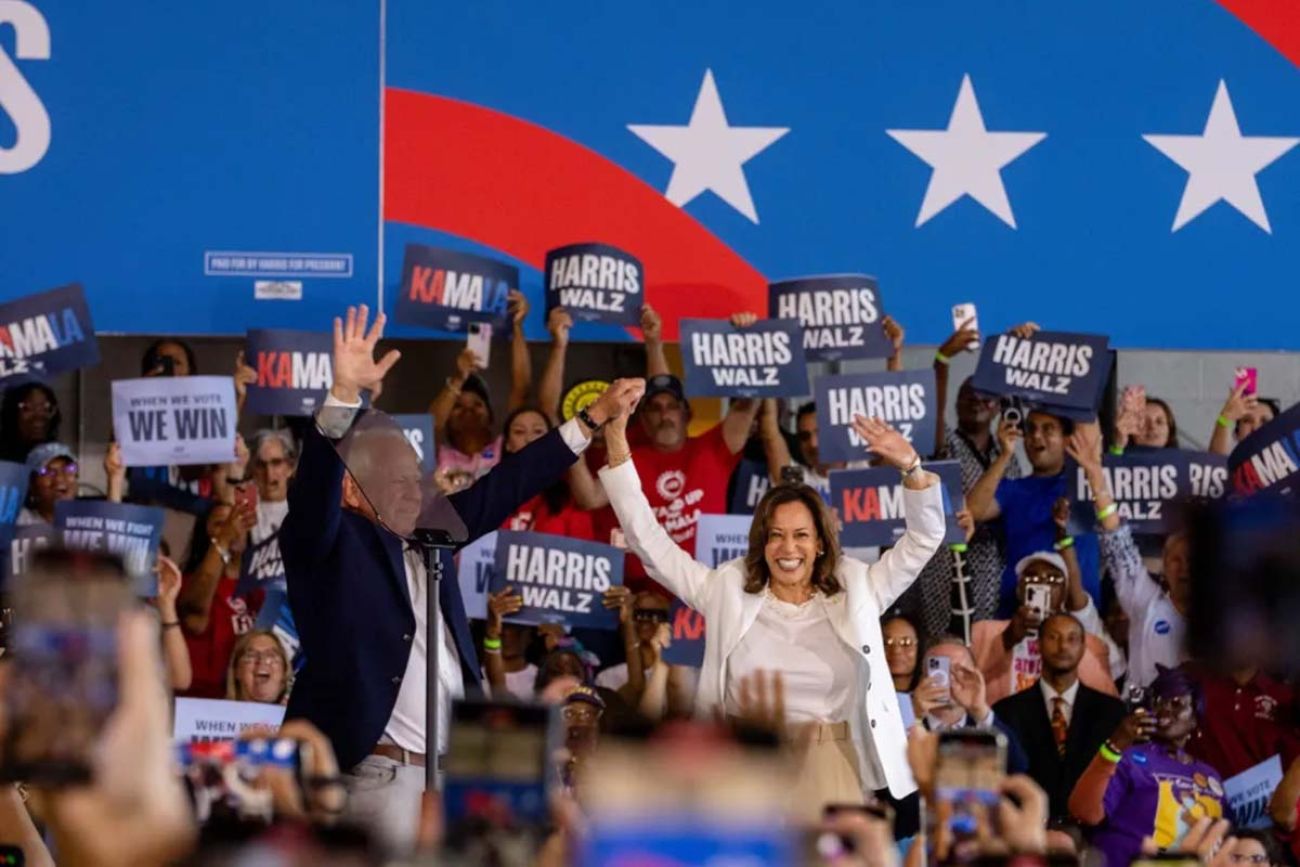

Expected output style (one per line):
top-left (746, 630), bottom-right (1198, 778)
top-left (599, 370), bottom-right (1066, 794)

top-left (598, 459), bottom-right (945, 797)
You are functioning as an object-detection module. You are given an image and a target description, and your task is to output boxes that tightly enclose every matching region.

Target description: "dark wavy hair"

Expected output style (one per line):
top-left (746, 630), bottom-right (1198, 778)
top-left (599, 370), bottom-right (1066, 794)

top-left (141, 338), bottom-right (198, 376)
top-left (1145, 396), bottom-right (1179, 448)
top-left (743, 483), bottom-right (842, 596)
top-left (0, 382), bottom-right (61, 462)
top-left (881, 608), bottom-right (928, 691)
top-left (502, 405), bottom-right (568, 515)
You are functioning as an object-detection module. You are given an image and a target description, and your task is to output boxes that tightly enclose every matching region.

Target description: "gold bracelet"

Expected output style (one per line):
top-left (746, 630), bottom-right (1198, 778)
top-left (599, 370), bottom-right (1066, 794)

top-left (607, 449), bottom-right (632, 467)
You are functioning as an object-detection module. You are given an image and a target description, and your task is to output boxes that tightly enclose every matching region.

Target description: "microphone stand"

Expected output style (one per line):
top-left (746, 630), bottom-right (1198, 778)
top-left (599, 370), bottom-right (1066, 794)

top-left (412, 528), bottom-right (457, 792)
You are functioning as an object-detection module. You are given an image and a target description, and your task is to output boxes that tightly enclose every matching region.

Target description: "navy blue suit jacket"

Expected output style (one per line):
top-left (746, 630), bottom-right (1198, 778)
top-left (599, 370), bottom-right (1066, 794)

top-left (280, 417), bottom-right (579, 770)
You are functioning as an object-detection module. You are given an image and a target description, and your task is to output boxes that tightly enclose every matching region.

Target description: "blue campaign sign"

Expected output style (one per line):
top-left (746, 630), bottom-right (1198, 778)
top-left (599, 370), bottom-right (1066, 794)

top-left (0, 462), bottom-right (29, 553)
top-left (727, 459), bottom-right (771, 515)
top-left (394, 244), bottom-right (513, 333)
top-left (971, 331), bottom-right (1111, 411)
top-left (679, 318), bottom-right (809, 398)
top-left (544, 243), bottom-right (643, 326)
top-left (814, 369), bottom-right (937, 464)
top-left (1229, 403), bottom-right (1300, 497)
top-left (6, 524), bottom-right (55, 591)
top-left (768, 275), bottom-right (890, 362)
top-left (582, 818), bottom-right (793, 867)
top-left (1187, 451), bottom-right (1229, 500)
top-left (0, 284), bottom-right (98, 381)
top-left (244, 330), bottom-right (333, 417)
top-left (111, 376), bottom-right (238, 467)
top-left (235, 531), bottom-right (285, 597)
top-left (831, 461), bottom-right (964, 548)
top-left (54, 500), bottom-right (164, 595)
top-left (392, 413), bottom-right (436, 474)
top-left (254, 588), bottom-right (302, 671)
top-left (1066, 450), bottom-right (1195, 535)
top-left (661, 598), bottom-right (706, 668)
top-left (695, 513), bottom-right (752, 567)
top-left (491, 531), bottom-right (623, 630)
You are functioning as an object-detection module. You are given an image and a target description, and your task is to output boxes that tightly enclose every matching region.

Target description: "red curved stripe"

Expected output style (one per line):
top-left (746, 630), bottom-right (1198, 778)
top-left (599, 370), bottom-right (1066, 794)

top-left (1215, 0), bottom-right (1300, 68)
top-left (383, 88), bottom-right (767, 341)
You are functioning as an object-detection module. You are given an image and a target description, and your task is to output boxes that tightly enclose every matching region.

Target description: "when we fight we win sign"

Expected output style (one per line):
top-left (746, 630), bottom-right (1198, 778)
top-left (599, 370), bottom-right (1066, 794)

top-left (545, 243), bottom-right (643, 326)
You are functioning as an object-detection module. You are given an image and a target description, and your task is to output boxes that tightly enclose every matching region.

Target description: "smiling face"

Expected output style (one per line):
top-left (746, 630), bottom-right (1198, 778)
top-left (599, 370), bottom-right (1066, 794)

top-left (505, 409), bottom-right (549, 454)
top-left (956, 378), bottom-right (998, 431)
top-left (883, 618), bottom-right (919, 681)
top-left (763, 500), bottom-right (821, 593)
top-left (31, 456), bottom-right (77, 517)
top-left (1137, 402), bottom-right (1172, 447)
top-left (235, 633), bottom-right (287, 703)
top-left (1153, 691), bottom-right (1197, 744)
top-left (1024, 412), bottom-right (1067, 474)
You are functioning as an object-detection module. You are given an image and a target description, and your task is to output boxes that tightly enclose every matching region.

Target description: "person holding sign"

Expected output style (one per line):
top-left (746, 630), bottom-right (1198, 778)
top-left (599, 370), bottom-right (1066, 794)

top-left (17, 442), bottom-right (79, 527)
top-left (428, 290), bottom-right (532, 490)
top-left (599, 384), bottom-right (945, 821)
top-left (280, 304), bottom-right (641, 853)
top-left (1067, 422), bottom-right (1189, 689)
top-left (967, 407), bottom-right (1102, 617)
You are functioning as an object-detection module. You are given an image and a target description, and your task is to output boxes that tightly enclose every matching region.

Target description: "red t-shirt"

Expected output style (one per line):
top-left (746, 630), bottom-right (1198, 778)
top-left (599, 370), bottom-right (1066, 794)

top-left (180, 574), bottom-right (262, 699)
top-left (604, 425), bottom-right (740, 592)
top-left (1189, 670), bottom-right (1300, 779)
top-left (502, 492), bottom-right (595, 540)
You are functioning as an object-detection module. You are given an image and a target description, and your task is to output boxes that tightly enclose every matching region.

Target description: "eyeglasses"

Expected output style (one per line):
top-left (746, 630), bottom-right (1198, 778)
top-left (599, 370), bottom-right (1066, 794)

top-left (633, 609), bottom-right (670, 623)
top-left (562, 704), bottom-right (602, 724)
top-left (884, 637), bottom-right (917, 648)
top-left (17, 401), bottom-right (54, 416)
top-left (36, 462), bottom-right (78, 478)
top-left (1230, 854), bottom-right (1268, 864)
top-left (1022, 572), bottom-right (1066, 586)
top-left (237, 650), bottom-right (285, 667)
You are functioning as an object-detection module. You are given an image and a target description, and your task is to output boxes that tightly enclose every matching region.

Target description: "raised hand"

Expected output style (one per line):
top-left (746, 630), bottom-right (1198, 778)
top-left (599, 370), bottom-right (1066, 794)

top-left (883, 315), bottom-right (906, 354)
top-left (1052, 497), bottom-right (1071, 533)
top-left (331, 304), bottom-right (400, 403)
top-left (547, 306), bottom-right (573, 346)
top-left (1109, 708), bottom-right (1158, 750)
top-left (938, 318), bottom-right (980, 358)
top-left (154, 555), bottom-right (183, 620)
top-left (729, 311), bottom-right (759, 329)
top-left (507, 288), bottom-right (529, 329)
top-left (1219, 383), bottom-right (1255, 424)
top-left (640, 304), bottom-right (662, 342)
top-left (996, 417), bottom-right (1022, 456)
top-left (233, 350), bottom-right (258, 403)
top-left (602, 585), bottom-right (634, 625)
top-left (590, 377), bottom-right (647, 430)
top-left (486, 586), bottom-right (523, 639)
top-left (1009, 322), bottom-right (1041, 340)
top-left (453, 346), bottom-right (482, 383)
top-left (850, 415), bottom-right (919, 470)
top-left (1065, 421), bottom-right (1103, 472)
top-left (955, 508), bottom-right (976, 543)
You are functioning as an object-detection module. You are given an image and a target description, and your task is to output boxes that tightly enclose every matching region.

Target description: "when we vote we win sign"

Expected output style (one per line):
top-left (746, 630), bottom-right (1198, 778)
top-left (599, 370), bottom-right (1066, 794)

top-left (111, 376), bottom-right (237, 467)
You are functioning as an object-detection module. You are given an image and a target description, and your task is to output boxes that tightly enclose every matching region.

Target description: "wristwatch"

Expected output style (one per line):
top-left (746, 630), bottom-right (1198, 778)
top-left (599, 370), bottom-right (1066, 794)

top-left (899, 456), bottom-right (923, 479)
top-left (209, 537), bottom-right (231, 566)
top-left (576, 407), bottom-right (604, 432)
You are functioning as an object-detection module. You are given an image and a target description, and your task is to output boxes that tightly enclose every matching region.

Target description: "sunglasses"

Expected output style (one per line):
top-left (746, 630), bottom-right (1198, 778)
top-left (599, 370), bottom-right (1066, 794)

top-left (633, 609), bottom-right (670, 624)
top-left (36, 462), bottom-right (78, 478)
top-left (884, 637), bottom-right (917, 648)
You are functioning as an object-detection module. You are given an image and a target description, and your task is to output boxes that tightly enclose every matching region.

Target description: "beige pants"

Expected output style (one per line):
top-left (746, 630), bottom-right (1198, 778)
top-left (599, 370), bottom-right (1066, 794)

top-left (786, 721), bottom-right (864, 824)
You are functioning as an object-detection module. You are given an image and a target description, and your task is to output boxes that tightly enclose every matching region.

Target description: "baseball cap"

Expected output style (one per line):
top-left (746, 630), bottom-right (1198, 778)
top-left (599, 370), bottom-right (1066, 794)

top-left (26, 442), bottom-right (76, 473)
top-left (1014, 551), bottom-right (1068, 578)
top-left (644, 374), bottom-right (686, 404)
top-left (564, 684), bottom-right (606, 712)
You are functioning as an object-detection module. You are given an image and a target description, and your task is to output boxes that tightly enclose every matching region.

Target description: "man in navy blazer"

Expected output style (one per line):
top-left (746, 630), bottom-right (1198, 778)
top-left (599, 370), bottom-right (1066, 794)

top-left (279, 305), bottom-right (640, 852)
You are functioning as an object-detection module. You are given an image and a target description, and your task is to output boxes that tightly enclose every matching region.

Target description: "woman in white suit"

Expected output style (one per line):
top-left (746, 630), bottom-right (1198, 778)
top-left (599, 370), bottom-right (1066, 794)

top-left (599, 392), bottom-right (945, 821)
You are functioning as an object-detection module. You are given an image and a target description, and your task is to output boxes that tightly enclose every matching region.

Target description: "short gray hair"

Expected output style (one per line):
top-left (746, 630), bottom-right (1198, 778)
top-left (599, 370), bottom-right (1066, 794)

top-left (251, 428), bottom-right (298, 464)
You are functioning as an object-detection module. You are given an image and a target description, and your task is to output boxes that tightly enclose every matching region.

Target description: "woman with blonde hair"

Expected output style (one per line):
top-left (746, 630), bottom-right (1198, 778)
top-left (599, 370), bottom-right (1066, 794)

top-left (225, 630), bottom-right (292, 705)
top-left (598, 381), bottom-right (945, 821)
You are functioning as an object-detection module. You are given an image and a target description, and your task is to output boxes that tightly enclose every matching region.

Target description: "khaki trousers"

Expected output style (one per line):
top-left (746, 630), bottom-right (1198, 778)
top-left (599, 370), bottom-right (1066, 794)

top-left (786, 720), bottom-right (864, 824)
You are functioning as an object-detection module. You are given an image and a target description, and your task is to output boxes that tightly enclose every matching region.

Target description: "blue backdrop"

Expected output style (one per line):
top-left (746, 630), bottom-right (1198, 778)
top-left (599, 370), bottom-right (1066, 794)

top-left (3, 1), bottom-right (1299, 348)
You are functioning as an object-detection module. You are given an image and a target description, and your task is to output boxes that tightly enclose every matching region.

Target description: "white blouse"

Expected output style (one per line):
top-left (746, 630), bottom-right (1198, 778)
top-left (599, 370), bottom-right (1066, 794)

top-left (723, 590), bottom-right (863, 724)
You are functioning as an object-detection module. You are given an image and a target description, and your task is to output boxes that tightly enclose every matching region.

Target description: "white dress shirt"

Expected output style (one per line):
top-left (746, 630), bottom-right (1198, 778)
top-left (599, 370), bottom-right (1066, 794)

top-left (724, 591), bottom-right (862, 724)
top-left (923, 707), bottom-right (995, 732)
top-left (318, 392), bottom-right (593, 756)
top-left (1040, 677), bottom-right (1080, 727)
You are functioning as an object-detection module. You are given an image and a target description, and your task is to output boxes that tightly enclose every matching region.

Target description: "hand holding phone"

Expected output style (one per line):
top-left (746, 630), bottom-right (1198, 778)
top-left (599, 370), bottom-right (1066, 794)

top-left (1233, 366), bottom-right (1258, 397)
top-left (950, 303), bottom-right (981, 351)
top-left (467, 322), bottom-right (493, 369)
top-left (927, 656), bottom-right (952, 705)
